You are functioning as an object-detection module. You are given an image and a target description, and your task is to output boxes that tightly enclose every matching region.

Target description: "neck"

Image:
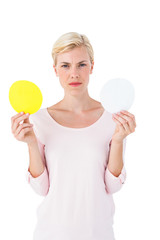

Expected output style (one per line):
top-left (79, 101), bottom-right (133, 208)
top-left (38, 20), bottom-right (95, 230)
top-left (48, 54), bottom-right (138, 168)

top-left (59, 91), bottom-right (94, 114)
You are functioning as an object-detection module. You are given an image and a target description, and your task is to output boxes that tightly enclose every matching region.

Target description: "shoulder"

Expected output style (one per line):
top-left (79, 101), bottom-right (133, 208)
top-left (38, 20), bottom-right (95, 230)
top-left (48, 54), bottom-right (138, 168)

top-left (29, 108), bottom-right (46, 125)
top-left (30, 108), bottom-right (45, 118)
top-left (29, 108), bottom-right (47, 145)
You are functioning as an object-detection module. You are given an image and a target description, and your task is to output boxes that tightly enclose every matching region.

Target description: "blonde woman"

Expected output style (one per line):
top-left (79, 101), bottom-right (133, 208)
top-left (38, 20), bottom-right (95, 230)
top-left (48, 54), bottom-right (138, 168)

top-left (11, 32), bottom-right (136, 240)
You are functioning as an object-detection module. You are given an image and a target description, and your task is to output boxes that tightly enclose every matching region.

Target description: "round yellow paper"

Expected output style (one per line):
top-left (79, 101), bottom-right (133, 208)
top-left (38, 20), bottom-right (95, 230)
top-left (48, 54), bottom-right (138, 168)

top-left (9, 80), bottom-right (43, 114)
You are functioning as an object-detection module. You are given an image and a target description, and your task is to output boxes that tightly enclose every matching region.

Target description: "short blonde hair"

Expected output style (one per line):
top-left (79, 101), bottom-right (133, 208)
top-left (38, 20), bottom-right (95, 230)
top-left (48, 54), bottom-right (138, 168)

top-left (51, 32), bottom-right (94, 66)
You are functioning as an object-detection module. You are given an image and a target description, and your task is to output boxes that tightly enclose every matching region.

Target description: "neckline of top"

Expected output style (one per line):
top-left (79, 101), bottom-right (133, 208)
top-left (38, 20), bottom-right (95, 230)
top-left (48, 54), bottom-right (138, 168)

top-left (44, 107), bottom-right (107, 131)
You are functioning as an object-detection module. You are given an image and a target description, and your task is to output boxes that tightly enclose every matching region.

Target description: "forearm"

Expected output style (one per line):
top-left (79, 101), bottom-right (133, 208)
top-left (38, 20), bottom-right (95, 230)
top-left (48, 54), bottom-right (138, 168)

top-left (27, 140), bottom-right (45, 178)
top-left (107, 140), bottom-right (124, 177)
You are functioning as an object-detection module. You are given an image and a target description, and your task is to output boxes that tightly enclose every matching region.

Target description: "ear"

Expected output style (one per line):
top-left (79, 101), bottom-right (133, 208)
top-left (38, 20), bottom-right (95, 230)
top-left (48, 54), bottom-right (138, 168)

top-left (90, 61), bottom-right (94, 74)
top-left (53, 64), bottom-right (59, 77)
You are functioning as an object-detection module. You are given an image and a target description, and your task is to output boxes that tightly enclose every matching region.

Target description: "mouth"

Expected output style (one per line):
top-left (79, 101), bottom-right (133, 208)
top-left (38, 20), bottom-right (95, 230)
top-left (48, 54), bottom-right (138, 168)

top-left (69, 83), bottom-right (82, 87)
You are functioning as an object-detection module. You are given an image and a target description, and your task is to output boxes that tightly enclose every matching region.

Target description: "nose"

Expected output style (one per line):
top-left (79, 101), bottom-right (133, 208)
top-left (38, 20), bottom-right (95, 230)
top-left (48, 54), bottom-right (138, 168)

top-left (70, 66), bottom-right (80, 79)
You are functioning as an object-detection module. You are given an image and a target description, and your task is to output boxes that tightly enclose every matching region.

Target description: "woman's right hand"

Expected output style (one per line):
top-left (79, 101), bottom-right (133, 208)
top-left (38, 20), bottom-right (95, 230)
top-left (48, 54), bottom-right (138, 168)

top-left (11, 112), bottom-right (37, 144)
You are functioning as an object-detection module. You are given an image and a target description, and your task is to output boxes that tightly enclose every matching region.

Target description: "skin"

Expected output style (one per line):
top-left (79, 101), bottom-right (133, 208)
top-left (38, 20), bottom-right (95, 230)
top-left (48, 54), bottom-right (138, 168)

top-left (11, 112), bottom-right (36, 144)
top-left (107, 110), bottom-right (136, 177)
top-left (112, 110), bottom-right (136, 143)
top-left (52, 45), bottom-right (96, 114)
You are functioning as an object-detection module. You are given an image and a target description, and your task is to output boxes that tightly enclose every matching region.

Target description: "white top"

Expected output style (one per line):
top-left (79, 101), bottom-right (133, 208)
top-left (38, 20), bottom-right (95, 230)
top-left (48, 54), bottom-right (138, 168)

top-left (26, 107), bottom-right (127, 240)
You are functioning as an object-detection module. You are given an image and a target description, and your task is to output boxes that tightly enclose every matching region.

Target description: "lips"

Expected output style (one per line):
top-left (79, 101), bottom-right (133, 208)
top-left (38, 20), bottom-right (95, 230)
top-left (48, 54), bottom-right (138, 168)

top-left (69, 83), bottom-right (82, 87)
top-left (69, 82), bottom-right (82, 85)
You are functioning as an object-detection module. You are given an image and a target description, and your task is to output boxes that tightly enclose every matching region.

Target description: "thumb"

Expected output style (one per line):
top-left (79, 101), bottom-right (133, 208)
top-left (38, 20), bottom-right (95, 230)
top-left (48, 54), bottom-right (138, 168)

top-left (23, 114), bottom-right (30, 124)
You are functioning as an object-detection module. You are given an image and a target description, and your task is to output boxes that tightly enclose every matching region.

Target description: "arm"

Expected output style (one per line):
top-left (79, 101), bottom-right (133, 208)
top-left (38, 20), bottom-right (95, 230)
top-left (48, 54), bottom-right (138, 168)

top-left (28, 139), bottom-right (45, 178)
top-left (107, 140), bottom-right (124, 177)
top-left (26, 138), bottom-right (50, 196)
top-left (104, 138), bottom-right (127, 194)
top-left (104, 110), bottom-right (136, 194)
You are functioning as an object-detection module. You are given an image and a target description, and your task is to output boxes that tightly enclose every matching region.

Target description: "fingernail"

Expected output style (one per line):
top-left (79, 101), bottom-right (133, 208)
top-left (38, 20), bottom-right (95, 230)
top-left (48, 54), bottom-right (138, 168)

top-left (20, 112), bottom-right (24, 114)
top-left (26, 113), bottom-right (30, 116)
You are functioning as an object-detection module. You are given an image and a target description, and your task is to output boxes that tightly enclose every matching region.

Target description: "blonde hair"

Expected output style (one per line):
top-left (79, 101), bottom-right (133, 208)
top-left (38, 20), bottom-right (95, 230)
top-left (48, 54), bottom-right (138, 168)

top-left (51, 32), bottom-right (94, 66)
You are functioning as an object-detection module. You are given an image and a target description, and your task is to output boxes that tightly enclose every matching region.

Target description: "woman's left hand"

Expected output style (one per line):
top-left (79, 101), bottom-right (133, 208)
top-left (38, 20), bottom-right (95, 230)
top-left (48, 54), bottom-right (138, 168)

top-left (112, 110), bottom-right (136, 143)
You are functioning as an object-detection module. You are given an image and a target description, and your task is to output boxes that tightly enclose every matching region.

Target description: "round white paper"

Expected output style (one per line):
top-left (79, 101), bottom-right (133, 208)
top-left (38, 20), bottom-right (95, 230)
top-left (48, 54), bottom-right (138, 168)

top-left (100, 78), bottom-right (135, 114)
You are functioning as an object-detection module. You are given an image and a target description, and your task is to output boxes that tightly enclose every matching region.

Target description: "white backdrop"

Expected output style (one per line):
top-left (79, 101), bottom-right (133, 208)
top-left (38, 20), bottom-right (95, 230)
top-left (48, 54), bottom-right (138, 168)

top-left (0, 0), bottom-right (160, 239)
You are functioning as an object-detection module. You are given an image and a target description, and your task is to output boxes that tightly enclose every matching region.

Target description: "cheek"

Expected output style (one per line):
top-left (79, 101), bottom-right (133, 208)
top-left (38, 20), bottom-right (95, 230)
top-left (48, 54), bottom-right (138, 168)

top-left (59, 72), bottom-right (70, 84)
top-left (84, 69), bottom-right (91, 77)
top-left (82, 67), bottom-right (90, 75)
top-left (58, 70), bottom-right (68, 78)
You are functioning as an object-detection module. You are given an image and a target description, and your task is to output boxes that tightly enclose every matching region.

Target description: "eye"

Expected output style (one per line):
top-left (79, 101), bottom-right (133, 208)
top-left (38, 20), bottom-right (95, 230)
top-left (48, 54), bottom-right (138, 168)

top-left (61, 64), bottom-right (86, 68)
top-left (79, 64), bottom-right (86, 67)
top-left (61, 65), bottom-right (68, 68)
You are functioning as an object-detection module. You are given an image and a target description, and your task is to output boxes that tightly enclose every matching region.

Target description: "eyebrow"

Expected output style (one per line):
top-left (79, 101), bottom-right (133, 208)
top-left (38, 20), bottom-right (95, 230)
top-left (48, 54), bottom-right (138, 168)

top-left (60, 60), bottom-right (88, 64)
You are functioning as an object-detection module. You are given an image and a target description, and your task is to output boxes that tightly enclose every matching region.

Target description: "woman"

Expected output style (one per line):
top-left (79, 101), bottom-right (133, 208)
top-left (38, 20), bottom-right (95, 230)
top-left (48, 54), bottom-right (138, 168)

top-left (11, 32), bottom-right (136, 240)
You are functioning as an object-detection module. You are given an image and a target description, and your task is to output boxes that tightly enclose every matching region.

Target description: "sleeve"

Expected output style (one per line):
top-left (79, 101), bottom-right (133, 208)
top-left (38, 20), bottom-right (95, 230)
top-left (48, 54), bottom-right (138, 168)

top-left (26, 113), bottom-right (50, 196)
top-left (104, 137), bottom-right (127, 194)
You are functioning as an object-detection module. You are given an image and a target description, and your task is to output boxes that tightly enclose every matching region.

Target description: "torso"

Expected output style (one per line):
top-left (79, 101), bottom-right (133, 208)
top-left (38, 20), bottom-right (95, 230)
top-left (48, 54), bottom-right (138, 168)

top-left (47, 100), bottom-right (105, 128)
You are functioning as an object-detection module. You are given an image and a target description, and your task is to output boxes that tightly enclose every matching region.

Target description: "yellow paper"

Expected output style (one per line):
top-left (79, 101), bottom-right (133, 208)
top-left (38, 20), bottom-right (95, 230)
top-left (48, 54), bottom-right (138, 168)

top-left (9, 80), bottom-right (43, 114)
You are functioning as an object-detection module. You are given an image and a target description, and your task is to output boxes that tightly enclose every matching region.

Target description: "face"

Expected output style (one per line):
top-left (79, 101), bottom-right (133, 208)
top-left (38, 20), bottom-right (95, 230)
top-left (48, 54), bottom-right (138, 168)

top-left (53, 46), bottom-right (94, 94)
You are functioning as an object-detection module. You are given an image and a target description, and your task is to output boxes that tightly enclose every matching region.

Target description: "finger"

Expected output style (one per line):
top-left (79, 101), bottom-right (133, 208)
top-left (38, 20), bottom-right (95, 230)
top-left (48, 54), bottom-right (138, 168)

top-left (120, 110), bottom-right (135, 120)
top-left (112, 115), bottom-right (126, 131)
top-left (118, 114), bottom-right (136, 134)
top-left (113, 114), bottom-right (130, 132)
top-left (11, 112), bottom-right (24, 124)
top-left (117, 112), bottom-right (136, 128)
top-left (14, 123), bottom-right (33, 137)
top-left (12, 113), bottom-right (30, 133)
top-left (16, 127), bottom-right (33, 141)
top-left (11, 112), bottom-right (30, 125)
top-left (113, 113), bottom-right (128, 125)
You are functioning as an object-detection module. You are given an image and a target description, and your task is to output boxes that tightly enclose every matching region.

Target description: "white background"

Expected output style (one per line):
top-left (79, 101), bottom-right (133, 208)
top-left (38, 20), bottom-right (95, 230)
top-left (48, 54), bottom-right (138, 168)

top-left (0, 0), bottom-right (160, 239)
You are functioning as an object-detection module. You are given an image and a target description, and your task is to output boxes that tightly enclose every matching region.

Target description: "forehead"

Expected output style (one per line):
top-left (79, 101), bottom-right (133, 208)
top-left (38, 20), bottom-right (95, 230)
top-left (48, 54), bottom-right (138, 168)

top-left (57, 46), bottom-right (90, 64)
